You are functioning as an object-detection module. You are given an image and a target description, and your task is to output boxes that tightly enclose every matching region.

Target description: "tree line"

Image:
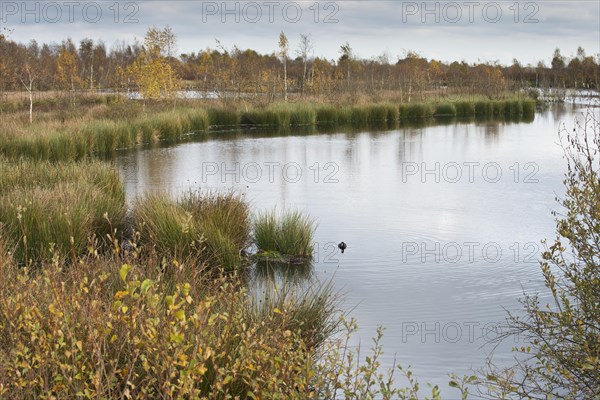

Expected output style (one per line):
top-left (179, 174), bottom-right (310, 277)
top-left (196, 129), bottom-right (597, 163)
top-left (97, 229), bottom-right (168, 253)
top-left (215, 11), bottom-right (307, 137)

top-left (0, 27), bottom-right (598, 102)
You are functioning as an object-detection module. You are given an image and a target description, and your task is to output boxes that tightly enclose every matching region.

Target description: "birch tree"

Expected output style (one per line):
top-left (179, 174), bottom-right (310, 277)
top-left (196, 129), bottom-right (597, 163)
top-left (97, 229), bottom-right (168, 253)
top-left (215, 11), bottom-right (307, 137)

top-left (278, 31), bottom-right (289, 101)
top-left (296, 33), bottom-right (313, 96)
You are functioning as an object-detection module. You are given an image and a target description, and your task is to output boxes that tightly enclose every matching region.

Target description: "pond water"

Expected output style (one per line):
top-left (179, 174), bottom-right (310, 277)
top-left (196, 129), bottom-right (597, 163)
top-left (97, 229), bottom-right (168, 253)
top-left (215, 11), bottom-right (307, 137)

top-left (115, 105), bottom-right (592, 394)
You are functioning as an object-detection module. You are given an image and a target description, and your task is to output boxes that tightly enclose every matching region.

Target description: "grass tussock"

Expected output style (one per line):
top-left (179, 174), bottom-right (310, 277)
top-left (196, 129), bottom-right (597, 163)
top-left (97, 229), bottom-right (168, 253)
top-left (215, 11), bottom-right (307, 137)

top-left (264, 103), bottom-right (317, 126)
top-left (507, 99), bottom-right (524, 116)
top-left (253, 210), bottom-right (316, 260)
top-left (0, 158), bottom-right (126, 264)
top-left (134, 191), bottom-right (250, 271)
top-left (290, 106), bottom-right (317, 126)
top-left (181, 191), bottom-right (251, 270)
top-left (365, 104), bottom-right (390, 129)
top-left (0, 158), bottom-right (313, 271)
top-left (335, 106), bottom-right (353, 125)
top-left (314, 103), bottom-right (398, 128)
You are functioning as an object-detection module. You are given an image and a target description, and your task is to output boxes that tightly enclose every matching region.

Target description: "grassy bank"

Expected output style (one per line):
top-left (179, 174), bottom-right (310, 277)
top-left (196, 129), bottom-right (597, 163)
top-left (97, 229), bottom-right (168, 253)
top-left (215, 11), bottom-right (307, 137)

top-left (0, 98), bottom-right (536, 161)
top-left (0, 158), bottom-right (318, 272)
top-left (0, 107), bottom-right (210, 160)
top-left (0, 158), bottom-right (126, 264)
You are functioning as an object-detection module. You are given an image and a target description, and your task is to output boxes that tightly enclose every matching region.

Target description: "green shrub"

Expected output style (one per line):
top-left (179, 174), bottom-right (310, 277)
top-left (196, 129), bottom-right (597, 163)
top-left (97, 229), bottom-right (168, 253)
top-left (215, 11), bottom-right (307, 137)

top-left (0, 254), bottom-right (467, 398)
top-left (0, 260), bottom-right (336, 398)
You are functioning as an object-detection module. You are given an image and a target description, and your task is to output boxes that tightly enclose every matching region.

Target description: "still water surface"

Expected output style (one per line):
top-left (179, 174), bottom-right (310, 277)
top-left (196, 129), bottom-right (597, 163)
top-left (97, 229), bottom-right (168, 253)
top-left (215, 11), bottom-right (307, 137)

top-left (116, 105), bottom-right (588, 391)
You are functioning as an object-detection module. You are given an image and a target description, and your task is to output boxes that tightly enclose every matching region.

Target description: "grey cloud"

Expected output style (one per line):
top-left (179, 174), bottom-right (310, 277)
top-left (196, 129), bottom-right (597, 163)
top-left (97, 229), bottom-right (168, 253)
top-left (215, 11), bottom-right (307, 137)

top-left (2, 0), bottom-right (598, 64)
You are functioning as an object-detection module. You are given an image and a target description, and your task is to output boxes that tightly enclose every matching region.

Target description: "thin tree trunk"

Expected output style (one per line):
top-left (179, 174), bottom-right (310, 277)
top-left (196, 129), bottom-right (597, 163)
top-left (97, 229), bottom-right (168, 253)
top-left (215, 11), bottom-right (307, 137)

top-left (20, 70), bottom-right (35, 124)
top-left (347, 64), bottom-right (350, 89)
top-left (302, 59), bottom-right (307, 97)
top-left (283, 57), bottom-right (288, 101)
top-left (29, 89), bottom-right (33, 123)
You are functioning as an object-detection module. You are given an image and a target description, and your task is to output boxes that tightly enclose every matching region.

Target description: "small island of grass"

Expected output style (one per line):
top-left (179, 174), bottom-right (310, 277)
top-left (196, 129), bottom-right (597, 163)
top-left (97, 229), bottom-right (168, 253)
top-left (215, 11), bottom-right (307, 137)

top-left (253, 209), bottom-right (316, 264)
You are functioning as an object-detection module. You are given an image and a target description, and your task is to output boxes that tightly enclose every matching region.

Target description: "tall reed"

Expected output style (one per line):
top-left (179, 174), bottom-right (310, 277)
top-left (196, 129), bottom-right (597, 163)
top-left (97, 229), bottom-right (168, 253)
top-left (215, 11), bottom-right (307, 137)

top-left (475, 100), bottom-right (493, 116)
top-left (366, 104), bottom-right (390, 126)
top-left (208, 108), bottom-right (240, 127)
top-left (405, 103), bottom-right (433, 119)
top-left (434, 102), bottom-right (457, 117)
top-left (522, 99), bottom-right (535, 116)
top-left (454, 101), bottom-right (476, 117)
top-left (351, 106), bottom-right (370, 127)
top-left (316, 105), bottom-right (340, 125)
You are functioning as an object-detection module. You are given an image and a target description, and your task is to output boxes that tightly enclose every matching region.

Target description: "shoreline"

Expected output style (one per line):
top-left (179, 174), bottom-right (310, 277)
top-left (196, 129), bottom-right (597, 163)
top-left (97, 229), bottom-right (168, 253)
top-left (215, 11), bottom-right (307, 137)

top-left (0, 97), bottom-right (536, 161)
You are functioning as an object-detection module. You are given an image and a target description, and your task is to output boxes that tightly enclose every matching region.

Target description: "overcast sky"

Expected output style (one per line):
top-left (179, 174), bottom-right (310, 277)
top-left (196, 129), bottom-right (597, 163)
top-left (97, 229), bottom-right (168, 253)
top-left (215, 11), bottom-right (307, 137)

top-left (1, 1), bottom-right (599, 65)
